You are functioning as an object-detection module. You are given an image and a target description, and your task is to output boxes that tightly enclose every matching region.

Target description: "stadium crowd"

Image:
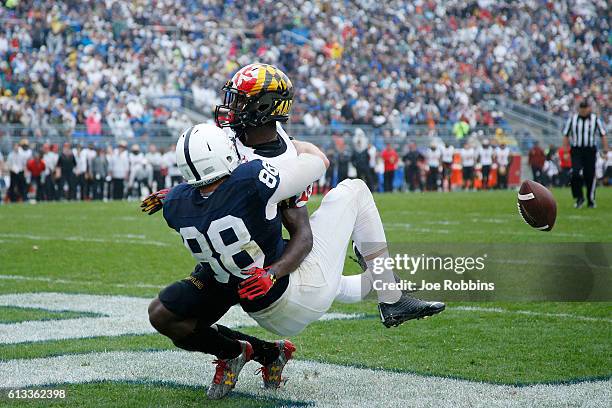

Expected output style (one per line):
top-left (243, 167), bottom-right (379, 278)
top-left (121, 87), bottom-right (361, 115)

top-left (0, 0), bottom-right (610, 141)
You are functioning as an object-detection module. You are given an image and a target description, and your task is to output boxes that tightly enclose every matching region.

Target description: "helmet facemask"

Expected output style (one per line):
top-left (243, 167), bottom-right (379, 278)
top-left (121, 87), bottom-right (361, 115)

top-left (214, 64), bottom-right (294, 130)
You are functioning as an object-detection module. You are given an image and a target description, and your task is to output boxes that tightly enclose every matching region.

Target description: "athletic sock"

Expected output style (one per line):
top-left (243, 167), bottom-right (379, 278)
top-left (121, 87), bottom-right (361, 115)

top-left (215, 324), bottom-right (280, 366)
top-left (335, 272), bottom-right (373, 303)
top-left (365, 250), bottom-right (402, 304)
top-left (172, 319), bottom-right (241, 359)
top-left (349, 184), bottom-right (402, 304)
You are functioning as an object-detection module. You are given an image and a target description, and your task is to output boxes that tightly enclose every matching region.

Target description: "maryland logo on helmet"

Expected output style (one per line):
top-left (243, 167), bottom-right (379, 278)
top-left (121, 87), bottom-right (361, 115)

top-left (214, 63), bottom-right (294, 129)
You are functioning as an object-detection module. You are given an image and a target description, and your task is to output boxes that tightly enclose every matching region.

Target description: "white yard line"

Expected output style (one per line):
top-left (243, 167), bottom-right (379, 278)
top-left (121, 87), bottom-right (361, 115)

top-left (0, 274), bottom-right (164, 289)
top-left (450, 306), bottom-right (612, 324)
top-left (0, 233), bottom-right (171, 247)
top-left (0, 293), bottom-right (362, 344)
top-left (0, 350), bottom-right (609, 407)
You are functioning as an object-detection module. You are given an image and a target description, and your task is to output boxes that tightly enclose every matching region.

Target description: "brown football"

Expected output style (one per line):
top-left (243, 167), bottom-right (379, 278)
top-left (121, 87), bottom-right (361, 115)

top-left (517, 180), bottom-right (557, 231)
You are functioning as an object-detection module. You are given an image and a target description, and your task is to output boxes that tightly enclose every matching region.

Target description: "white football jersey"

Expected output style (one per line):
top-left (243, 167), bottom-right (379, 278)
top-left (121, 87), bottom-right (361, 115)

top-left (234, 123), bottom-right (309, 207)
top-left (461, 147), bottom-right (476, 167)
top-left (495, 146), bottom-right (510, 166)
top-left (235, 122), bottom-right (297, 166)
top-left (441, 145), bottom-right (454, 164)
top-left (479, 146), bottom-right (493, 166)
top-left (426, 148), bottom-right (442, 167)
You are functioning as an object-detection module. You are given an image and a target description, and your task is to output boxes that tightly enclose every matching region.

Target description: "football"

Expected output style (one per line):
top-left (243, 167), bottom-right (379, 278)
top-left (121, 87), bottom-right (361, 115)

top-left (517, 180), bottom-right (557, 231)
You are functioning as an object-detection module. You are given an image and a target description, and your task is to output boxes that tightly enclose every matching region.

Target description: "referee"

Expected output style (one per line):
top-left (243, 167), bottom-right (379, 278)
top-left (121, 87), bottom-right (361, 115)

top-left (562, 100), bottom-right (608, 208)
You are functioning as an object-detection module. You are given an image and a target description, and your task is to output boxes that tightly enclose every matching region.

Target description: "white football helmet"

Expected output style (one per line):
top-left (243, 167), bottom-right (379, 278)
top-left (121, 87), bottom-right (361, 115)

top-left (175, 123), bottom-right (240, 187)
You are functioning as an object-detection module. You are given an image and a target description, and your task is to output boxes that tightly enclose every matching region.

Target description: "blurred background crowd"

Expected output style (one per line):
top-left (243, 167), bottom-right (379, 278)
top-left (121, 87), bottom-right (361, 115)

top-left (0, 0), bottom-right (609, 137)
top-left (0, 0), bottom-right (611, 202)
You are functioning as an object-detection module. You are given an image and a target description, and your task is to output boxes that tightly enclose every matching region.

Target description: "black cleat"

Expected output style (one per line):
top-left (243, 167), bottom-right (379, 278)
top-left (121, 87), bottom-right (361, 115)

top-left (378, 293), bottom-right (445, 328)
top-left (574, 198), bottom-right (585, 209)
top-left (587, 201), bottom-right (596, 209)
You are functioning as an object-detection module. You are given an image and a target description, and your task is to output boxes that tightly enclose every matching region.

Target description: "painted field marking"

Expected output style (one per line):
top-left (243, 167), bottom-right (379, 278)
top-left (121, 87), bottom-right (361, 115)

top-left (0, 293), bottom-right (362, 344)
top-left (0, 274), bottom-right (164, 289)
top-left (0, 350), bottom-right (609, 408)
top-left (0, 233), bottom-right (171, 247)
top-left (450, 306), bottom-right (612, 323)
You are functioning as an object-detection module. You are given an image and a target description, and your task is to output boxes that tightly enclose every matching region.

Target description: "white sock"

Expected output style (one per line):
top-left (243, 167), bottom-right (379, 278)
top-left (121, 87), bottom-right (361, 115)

top-left (335, 272), bottom-right (373, 303)
top-left (365, 251), bottom-right (402, 304)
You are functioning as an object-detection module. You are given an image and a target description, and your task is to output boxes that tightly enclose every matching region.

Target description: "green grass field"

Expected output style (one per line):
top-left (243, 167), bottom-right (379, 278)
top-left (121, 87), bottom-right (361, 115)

top-left (0, 188), bottom-right (610, 407)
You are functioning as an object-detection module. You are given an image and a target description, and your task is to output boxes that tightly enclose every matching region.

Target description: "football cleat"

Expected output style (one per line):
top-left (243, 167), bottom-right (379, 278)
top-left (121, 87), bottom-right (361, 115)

top-left (379, 293), bottom-right (445, 328)
top-left (257, 340), bottom-right (296, 389)
top-left (207, 341), bottom-right (253, 400)
top-left (574, 198), bottom-right (585, 209)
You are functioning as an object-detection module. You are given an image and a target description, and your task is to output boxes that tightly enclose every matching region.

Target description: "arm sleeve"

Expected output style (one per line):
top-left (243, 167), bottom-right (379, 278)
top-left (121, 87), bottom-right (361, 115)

top-left (596, 118), bottom-right (607, 137)
top-left (266, 154), bottom-right (326, 205)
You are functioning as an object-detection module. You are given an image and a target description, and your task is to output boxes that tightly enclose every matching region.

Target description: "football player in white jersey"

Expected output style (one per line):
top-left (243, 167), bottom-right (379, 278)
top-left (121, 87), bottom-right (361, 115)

top-left (440, 142), bottom-right (454, 192)
top-left (215, 64), bottom-right (445, 311)
top-left (425, 142), bottom-right (442, 191)
top-left (478, 139), bottom-right (494, 190)
top-left (495, 142), bottom-right (511, 189)
top-left (460, 142), bottom-right (476, 190)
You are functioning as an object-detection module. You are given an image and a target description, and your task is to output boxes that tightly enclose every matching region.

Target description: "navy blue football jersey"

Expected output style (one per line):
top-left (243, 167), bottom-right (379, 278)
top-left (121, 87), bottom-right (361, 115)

top-left (163, 160), bottom-right (287, 291)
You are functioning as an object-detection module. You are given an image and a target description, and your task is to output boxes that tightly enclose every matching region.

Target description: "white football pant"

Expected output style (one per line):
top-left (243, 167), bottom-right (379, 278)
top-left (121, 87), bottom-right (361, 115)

top-left (248, 179), bottom-right (395, 336)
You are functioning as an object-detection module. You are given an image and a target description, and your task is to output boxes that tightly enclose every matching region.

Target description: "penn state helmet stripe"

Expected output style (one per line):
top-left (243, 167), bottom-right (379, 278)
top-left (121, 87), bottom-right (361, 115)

top-left (183, 126), bottom-right (201, 181)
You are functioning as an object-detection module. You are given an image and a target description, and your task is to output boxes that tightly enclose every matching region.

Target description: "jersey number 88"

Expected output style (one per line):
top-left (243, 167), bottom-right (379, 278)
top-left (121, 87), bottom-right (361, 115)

top-left (179, 215), bottom-right (264, 284)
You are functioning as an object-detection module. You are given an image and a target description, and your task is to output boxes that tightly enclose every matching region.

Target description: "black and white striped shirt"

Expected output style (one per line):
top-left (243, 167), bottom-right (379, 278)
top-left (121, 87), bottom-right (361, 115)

top-left (563, 114), bottom-right (607, 148)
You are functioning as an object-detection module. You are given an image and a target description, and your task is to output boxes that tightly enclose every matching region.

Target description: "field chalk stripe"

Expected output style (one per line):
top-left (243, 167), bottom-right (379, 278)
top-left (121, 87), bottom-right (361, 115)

top-left (0, 233), bottom-right (170, 247)
top-left (0, 274), bottom-right (163, 289)
top-left (0, 350), bottom-right (609, 407)
top-left (0, 293), bottom-right (362, 344)
top-left (450, 306), bottom-right (612, 323)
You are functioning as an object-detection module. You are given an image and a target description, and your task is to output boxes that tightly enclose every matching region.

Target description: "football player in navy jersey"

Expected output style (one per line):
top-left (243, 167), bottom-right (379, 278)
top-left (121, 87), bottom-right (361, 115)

top-left (147, 123), bottom-right (328, 399)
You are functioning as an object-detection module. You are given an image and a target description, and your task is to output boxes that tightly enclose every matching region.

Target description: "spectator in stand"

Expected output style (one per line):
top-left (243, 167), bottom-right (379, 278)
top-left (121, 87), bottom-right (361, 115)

top-left (381, 143), bottom-right (399, 193)
top-left (425, 142), bottom-right (441, 191)
top-left (528, 141), bottom-right (546, 184)
top-left (4, 1), bottom-right (608, 138)
top-left (108, 141), bottom-right (130, 200)
top-left (26, 151), bottom-right (45, 201)
top-left (478, 139), bottom-right (494, 190)
top-left (460, 142), bottom-right (476, 191)
top-left (56, 143), bottom-right (77, 200)
top-left (558, 139), bottom-right (572, 187)
top-left (441, 142), bottom-right (454, 192)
